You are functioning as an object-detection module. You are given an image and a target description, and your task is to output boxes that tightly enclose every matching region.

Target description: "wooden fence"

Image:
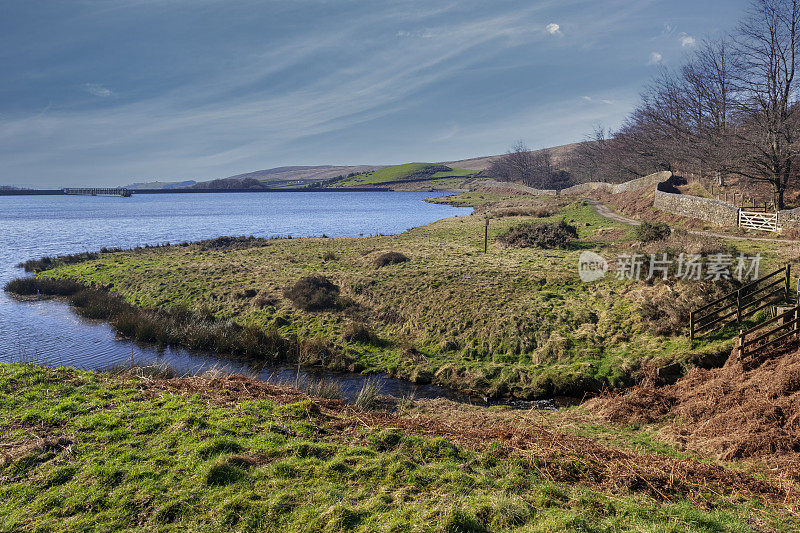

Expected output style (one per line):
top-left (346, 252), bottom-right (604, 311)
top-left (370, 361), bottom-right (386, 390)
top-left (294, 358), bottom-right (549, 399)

top-left (690, 265), bottom-right (791, 341)
top-left (737, 304), bottom-right (800, 360)
top-left (738, 210), bottom-right (781, 232)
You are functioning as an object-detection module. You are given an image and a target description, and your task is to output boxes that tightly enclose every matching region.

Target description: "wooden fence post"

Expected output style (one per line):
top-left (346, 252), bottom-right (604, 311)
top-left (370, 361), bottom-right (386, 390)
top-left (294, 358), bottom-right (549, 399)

top-left (738, 330), bottom-right (745, 361)
top-left (484, 217), bottom-right (489, 254)
top-left (689, 310), bottom-right (694, 343)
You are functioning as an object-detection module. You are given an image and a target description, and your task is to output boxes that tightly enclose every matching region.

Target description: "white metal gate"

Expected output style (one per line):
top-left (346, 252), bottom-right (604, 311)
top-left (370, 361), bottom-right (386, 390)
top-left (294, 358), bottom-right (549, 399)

top-left (738, 210), bottom-right (782, 232)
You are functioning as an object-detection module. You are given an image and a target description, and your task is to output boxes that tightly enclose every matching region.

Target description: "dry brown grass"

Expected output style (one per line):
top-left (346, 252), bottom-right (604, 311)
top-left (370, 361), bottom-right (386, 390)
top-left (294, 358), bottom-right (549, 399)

top-left (595, 341), bottom-right (800, 469)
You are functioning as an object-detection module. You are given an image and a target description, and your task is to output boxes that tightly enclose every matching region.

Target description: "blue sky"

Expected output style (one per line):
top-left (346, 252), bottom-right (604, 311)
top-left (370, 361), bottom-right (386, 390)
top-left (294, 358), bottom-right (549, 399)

top-left (0, 0), bottom-right (749, 187)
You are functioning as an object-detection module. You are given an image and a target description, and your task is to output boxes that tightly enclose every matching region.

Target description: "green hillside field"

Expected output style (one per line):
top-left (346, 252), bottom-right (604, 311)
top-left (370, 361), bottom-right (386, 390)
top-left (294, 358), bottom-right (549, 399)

top-left (331, 163), bottom-right (474, 187)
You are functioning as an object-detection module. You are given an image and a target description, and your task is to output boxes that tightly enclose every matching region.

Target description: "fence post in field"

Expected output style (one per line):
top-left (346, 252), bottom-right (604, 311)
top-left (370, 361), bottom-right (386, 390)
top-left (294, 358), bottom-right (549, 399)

top-left (689, 310), bottom-right (694, 343)
top-left (484, 217), bottom-right (489, 254)
top-left (738, 330), bottom-right (745, 361)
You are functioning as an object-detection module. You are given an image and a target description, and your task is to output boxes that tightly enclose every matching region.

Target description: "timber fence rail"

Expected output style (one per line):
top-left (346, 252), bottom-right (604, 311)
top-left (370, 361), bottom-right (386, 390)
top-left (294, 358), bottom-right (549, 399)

top-left (690, 265), bottom-right (791, 341)
top-left (736, 304), bottom-right (800, 360)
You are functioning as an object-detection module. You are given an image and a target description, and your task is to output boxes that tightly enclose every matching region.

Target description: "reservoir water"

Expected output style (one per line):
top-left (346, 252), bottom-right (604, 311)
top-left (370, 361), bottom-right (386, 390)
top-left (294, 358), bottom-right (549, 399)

top-left (0, 191), bottom-right (474, 402)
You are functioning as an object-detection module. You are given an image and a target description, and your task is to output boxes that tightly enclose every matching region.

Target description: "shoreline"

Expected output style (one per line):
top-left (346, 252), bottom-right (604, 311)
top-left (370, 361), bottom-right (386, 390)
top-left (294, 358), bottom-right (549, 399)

top-left (0, 187), bottom-right (393, 196)
top-left (7, 195), bottom-right (742, 401)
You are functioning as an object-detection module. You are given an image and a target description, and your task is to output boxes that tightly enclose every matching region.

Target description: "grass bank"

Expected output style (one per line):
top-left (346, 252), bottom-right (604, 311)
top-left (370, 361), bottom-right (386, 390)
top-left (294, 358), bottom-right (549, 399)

top-left (15, 196), bottom-right (788, 399)
top-left (1, 363), bottom-right (796, 531)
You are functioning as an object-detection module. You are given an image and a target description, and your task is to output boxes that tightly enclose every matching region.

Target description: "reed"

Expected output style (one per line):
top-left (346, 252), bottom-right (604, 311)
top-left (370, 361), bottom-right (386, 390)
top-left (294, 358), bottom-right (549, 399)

top-left (4, 277), bottom-right (294, 366)
top-left (354, 377), bottom-right (381, 410)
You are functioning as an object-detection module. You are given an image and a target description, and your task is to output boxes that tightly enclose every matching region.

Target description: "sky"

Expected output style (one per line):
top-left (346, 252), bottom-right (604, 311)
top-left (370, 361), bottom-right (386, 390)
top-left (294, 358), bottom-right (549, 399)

top-left (0, 0), bottom-right (750, 188)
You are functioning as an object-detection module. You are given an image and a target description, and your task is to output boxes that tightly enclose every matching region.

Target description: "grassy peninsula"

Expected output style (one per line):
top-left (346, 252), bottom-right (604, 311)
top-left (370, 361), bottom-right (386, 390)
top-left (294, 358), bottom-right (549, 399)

top-left (23, 195), bottom-right (786, 399)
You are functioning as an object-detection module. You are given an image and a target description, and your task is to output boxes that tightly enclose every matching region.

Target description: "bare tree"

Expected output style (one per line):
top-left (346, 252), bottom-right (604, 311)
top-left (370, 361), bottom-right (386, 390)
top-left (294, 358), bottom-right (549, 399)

top-left (571, 125), bottom-right (609, 182)
top-left (693, 38), bottom-right (736, 185)
top-left (505, 140), bottom-right (536, 183)
top-left (487, 141), bottom-right (574, 189)
top-left (730, 0), bottom-right (800, 208)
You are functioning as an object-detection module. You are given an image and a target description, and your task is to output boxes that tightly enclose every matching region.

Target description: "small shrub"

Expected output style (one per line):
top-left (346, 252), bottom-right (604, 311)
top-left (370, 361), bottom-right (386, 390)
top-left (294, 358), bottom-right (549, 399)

top-left (634, 222), bottom-right (671, 242)
top-left (283, 275), bottom-right (340, 311)
top-left (374, 251), bottom-right (409, 267)
top-left (342, 322), bottom-right (380, 345)
top-left (489, 206), bottom-right (556, 218)
top-left (497, 220), bottom-right (578, 249)
top-left (322, 251), bottom-right (338, 261)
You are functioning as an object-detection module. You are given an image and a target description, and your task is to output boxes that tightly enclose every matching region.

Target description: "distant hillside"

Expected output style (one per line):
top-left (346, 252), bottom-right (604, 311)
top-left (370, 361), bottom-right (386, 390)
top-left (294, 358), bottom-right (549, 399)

top-left (441, 142), bottom-right (585, 172)
top-left (329, 163), bottom-right (475, 187)
top-left (125, 143), bottom-right (586, 192)
top-left (125, 180), bottom-right (197, 190)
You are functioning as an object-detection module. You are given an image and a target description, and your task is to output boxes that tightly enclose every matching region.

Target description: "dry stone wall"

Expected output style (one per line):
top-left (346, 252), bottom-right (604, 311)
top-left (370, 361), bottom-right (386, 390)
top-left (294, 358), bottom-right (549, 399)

top-left (653, 186), bottom-right (739, 226)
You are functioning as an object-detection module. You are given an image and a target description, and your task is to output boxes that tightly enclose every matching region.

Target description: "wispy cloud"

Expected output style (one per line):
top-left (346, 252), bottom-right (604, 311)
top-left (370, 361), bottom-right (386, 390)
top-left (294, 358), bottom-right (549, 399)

top-left (679, 32), bottom-right (695, 47)
top-left (582, 96), bottom-right (613, 104)
top-left (0, 0), bottom-right (737, 187)
top-left (84, 83), bottom-right (113, 97)
top-left (647, 51), bottom-right (663, 65)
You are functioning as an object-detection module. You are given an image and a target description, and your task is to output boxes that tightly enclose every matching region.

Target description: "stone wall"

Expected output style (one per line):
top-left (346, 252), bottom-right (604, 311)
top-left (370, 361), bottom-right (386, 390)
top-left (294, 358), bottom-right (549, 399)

top-left (484, 170), bottom-right (673, 197)
top-left (778, 207), bottom-right (800, 227)
top-left (560, 170), bottom-right (672, 195)
top-left (653, 183), bottom-right (739, 227)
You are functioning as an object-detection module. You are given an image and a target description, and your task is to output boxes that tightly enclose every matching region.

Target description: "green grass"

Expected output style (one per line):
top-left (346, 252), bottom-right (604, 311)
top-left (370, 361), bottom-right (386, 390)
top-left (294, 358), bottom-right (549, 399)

top-left (331, 163), bottom-right (475, 187)
top-left (32, 196), bottom-right (762, 400)
top-left (0, 363), bottom-right (794, 532)
top-left (427, 168), bottom-right (475, 179)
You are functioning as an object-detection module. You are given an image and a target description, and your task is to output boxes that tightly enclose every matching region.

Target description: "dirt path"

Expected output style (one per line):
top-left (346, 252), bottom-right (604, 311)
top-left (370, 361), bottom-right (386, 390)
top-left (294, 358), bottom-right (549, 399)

top-left (583, 198), bottom-right (799, 243)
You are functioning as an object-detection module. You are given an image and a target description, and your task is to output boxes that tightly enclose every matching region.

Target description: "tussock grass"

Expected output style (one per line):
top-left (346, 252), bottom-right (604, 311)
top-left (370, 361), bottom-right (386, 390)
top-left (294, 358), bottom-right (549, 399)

top-left (283, 275), bottom-right (340, 311)
top-left (354, 377), bottom-right (380, 410)
top-left (342, 322), bottom-right (380, 345)
top-left (373, 251), bottom-right (409, 267)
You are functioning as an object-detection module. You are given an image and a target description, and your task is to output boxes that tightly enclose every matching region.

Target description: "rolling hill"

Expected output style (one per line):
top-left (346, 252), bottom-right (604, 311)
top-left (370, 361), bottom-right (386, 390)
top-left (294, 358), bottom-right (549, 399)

top-left (124, 142), bottom-right (585, 191)
top-left (328, 163), bottom-right (476, 187)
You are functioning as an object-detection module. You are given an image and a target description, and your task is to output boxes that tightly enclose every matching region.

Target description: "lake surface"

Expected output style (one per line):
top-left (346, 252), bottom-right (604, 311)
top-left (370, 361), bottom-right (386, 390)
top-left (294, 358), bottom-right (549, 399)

top-left (0, 191), bottom-right (475, 402)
